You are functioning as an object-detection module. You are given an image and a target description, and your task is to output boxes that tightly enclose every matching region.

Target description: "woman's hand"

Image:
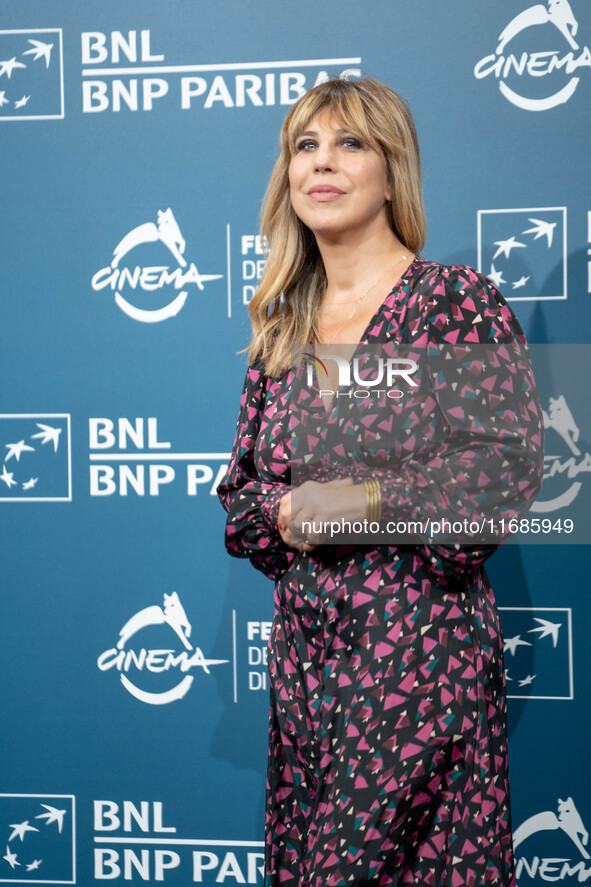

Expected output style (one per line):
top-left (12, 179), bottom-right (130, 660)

top-left (277, 478), bottom-right (367, 551)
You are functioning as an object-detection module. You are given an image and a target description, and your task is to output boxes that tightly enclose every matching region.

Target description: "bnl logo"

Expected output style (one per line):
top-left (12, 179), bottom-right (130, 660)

top-left (0, 29), bottom-right (64, 120)
top-left (0, 794), bottom-right (75, 884)
top-left (0, 415), bottom-right (71, 501)
top-left (499, 607), bottom-right (573, 700)
top-left (477, 207), bottom-right (567, 301)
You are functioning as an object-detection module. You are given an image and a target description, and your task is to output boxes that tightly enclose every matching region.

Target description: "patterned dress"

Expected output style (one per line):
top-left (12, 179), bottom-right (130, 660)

top-left (217, 258), bottom-right (544, 887)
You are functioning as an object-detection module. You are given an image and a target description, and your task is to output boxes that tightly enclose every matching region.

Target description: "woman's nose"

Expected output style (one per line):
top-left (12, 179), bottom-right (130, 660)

top-left (314, 143), bottom-right (336, 172)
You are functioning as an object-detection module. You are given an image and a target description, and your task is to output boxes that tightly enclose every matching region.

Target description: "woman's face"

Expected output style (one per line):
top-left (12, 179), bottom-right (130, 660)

top-left (288, 113), bottom-right (391, 240)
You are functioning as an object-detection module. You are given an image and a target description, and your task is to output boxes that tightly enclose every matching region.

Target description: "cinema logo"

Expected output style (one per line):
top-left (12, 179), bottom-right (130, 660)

top-left (532, 395), bottom-right (591, 512)
top-left (81, 29), bottom-right (361, 113)
top-left (97, 592), bottom-right (228, 705)
top-left (474, 0), bottom-right (591, 111)
top-left (91, 208), bottom-right (223, 323)
top-left (513, 796), bottom-right (591, 883)
top-left (89, 417), bottom-right (229, 497)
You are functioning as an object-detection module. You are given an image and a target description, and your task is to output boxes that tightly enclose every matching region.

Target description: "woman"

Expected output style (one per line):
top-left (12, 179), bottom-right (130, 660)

top-left (218, 78), bottom-right (543, 887)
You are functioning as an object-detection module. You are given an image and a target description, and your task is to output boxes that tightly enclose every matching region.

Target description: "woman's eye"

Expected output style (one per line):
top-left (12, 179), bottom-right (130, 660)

top-left (295, 139), bottom-right (316, 151)
top-left (342, 137), bottom-right (363, 149)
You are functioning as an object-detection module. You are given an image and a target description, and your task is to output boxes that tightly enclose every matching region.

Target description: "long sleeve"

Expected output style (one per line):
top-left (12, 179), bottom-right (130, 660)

top-left (217, 361), bottom-right (295, 581)
top-left (375, 265), bottom-right (544, 579)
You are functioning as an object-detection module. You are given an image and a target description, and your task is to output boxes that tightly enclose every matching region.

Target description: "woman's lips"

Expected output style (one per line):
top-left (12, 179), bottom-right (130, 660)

top-left (307, 185), bottom-right (345, 202)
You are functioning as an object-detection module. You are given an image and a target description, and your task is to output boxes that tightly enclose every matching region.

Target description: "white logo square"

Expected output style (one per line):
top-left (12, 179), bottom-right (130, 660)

top-left (499, 607), bottom-right (573, 700)
top-left (0, 414), bottom-right (71, 502)
top-left (0, 794), bottom-right (75, 884)
top-left (0, 29), bottom-right (64, 121)
top-left (477, 207), bottom-right (567, 301)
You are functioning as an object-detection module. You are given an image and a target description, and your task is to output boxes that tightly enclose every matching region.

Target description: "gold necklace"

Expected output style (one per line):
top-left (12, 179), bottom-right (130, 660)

top-left (320, 253), bottom-right (410, 343)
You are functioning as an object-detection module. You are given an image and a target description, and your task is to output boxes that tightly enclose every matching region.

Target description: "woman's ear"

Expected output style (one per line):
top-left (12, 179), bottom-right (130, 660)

top-left (385, 173), bottom-right (393, 203)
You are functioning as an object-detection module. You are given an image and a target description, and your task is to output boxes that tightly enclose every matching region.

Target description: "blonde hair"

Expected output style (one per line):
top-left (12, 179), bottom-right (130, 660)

top-left (248, 77), bottom-right (426, 377)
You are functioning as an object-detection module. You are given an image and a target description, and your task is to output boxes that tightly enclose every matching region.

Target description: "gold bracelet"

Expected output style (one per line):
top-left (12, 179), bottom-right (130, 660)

top-left (366, 480), bottom-right (381, 523)
top-left (372, 480), bottom-right (382, 524)
top-left (363, 479), bottom-right (382, 524)
top-left (363, 480), bottom-right (371, 518)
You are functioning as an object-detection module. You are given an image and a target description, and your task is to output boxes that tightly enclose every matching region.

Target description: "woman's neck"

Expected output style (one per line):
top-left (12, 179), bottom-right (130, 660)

top-left (316, 230), bottom-right (406, 303)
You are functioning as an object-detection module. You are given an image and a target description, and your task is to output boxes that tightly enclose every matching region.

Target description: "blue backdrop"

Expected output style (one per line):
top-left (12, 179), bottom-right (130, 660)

top-left (1, 2), bottom-right (590, 884)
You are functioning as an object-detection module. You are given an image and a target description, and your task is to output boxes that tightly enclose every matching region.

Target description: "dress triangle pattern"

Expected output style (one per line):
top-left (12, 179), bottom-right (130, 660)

top-left (218, 259), bottom-right (544, 886)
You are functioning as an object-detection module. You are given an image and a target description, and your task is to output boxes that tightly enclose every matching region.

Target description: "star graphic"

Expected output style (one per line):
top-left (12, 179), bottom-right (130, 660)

top-left (36, 804), bottom-right (67, 833)
top-left (4, 440), bottom-right (35, 462)
top-left (22, 477), bottom-right (39, 490)
top-left (492, 236), bottom-right (527, 260)
top-left (518, 674), bottom-right (536, 687)
top-left (522, 218), bottom-right (557, 248)
top-left (0, 90), bottom-right (9, 108)
top-left (31, 423), bottom-right (61, 452)
top-left (528, 617), bottom-right (561, 647)
top-left (3, 846), bottom-right (20, 868)
top-left (487, 263), bottom-right (506, 288)
top-left (512, 275), bottom-right (530, 290)
top-left (14, 95), bottom-right (30, 108)
top-left (8, 821), bottom-right (39, 842)
top-left (22, 38), bottom-right (53, 68)
top-left (504, 634), bottom-right (533, 656)
top-left (26, 859), bottom-right (43, 872)
top-left (505, 669), bottom-right (513, 681)
top-left (0, 57), bottom-right (27, 79)
top-left (0, 466), bottom-right (17, 488)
